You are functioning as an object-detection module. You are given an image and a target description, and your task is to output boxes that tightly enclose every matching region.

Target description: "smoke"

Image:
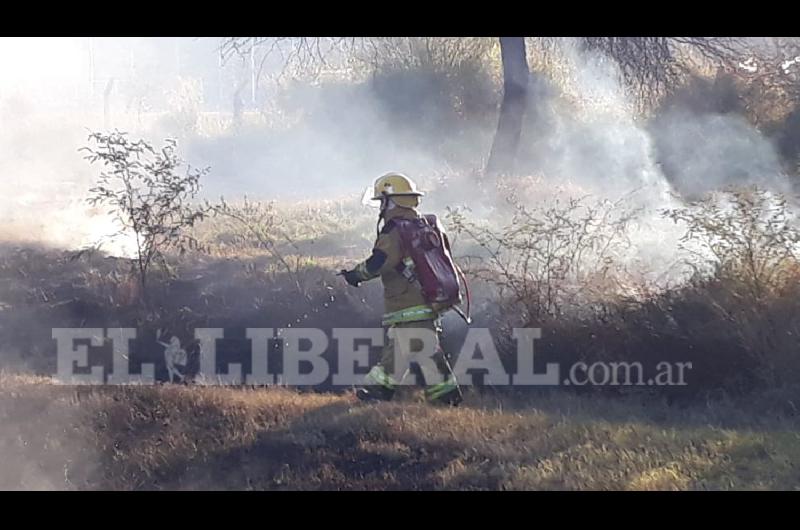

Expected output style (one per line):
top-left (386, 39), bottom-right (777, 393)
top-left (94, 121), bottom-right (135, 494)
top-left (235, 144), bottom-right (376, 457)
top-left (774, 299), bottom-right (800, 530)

top-left (181, 66), bottom-right (497, 201)
top-left (182, 81), bottom-right (453, 200)
top-left (505, 38), bottom-right (795, 284)
top-left (0, 374), bottom-right (101, 490)
top-left (649, 109), bottom-right (791, 198)
top-left (0, 37), bottom-right (794, 271)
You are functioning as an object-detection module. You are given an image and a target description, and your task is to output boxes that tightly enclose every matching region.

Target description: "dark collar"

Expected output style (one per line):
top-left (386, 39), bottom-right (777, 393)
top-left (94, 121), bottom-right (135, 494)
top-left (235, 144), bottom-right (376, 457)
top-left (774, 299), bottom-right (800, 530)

top-left (382, 206), bottom-right (419, 222)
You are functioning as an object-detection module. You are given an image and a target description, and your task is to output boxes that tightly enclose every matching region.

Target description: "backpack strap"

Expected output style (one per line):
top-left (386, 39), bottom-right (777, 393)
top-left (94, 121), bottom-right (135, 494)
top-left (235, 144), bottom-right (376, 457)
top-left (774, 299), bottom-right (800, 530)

top-left (390, 218), bottom-right (417, 280)
top-left (380, 217), bottom-right (399, 235)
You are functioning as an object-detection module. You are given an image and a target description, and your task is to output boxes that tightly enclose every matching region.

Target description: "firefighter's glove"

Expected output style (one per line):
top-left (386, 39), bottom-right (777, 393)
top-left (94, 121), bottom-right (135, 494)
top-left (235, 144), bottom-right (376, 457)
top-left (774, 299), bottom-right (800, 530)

top-left (342, 269), bottom-right (363, 287)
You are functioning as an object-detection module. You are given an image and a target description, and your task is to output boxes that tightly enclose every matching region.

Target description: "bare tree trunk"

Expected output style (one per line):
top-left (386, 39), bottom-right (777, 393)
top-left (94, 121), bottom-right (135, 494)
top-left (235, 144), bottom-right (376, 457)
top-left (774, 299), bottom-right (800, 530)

top-left (103, 78), bottom-right (115, 130)
top-left (485, 37), bottom-right (530, 177)
top-left (232, 84), bottom-right (245, 131)
top-left (232, 60), bottom-right (248, 131)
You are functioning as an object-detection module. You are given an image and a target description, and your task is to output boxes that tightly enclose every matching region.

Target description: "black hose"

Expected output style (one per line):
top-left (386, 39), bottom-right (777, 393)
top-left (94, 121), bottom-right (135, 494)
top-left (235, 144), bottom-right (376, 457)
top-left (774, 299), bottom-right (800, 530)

top-left (456, 264), bottom-right (472, 324)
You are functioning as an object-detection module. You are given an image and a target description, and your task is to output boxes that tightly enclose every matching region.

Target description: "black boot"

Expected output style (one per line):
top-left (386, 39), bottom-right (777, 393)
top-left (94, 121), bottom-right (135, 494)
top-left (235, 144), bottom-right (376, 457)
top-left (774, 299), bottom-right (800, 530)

top-left (356, 385), bottom-right (395, 402)
top-left (433, 386), bottom-right (464, 407)
top-left (424, 378), bottom-right (463, 407)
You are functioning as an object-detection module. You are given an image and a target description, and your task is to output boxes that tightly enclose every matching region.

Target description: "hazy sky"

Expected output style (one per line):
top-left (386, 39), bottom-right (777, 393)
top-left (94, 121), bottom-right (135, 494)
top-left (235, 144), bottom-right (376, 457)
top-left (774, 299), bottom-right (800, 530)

top-left (0, 38), bottom-right (85, 85)
top-left (0, 37), bottom-right (226, 108)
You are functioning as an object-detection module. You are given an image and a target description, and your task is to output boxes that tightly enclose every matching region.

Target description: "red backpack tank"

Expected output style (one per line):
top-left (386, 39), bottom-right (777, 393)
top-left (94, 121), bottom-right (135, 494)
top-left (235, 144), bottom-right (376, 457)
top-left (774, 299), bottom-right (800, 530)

top-left (390, 214), bottom-right (471, 322)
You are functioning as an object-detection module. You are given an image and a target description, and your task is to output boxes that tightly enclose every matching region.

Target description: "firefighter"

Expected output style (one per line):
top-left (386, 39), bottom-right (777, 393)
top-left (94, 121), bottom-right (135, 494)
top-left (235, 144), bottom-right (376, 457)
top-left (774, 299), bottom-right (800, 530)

top-left (341, 172), bottom-right (463, 406)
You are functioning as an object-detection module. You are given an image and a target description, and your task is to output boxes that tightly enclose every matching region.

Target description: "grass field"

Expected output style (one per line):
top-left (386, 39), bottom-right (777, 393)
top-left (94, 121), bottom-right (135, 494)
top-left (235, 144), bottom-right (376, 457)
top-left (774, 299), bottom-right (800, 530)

top-left (2, 373), bottom-right (798, 491)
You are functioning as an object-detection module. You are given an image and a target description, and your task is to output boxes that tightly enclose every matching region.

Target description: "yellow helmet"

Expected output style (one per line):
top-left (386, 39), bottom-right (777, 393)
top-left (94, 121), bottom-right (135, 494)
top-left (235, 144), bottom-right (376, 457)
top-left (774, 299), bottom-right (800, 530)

top-left (372, 172), bottom-right (425, 201)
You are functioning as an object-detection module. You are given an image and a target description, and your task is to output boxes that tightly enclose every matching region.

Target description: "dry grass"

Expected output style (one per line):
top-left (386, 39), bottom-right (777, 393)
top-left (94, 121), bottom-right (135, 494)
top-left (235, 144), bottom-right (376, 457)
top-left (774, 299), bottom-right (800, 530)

top-left (1, 374), bottom-right (797, 491)
top-left (3, 186), bottom-right (800, 490)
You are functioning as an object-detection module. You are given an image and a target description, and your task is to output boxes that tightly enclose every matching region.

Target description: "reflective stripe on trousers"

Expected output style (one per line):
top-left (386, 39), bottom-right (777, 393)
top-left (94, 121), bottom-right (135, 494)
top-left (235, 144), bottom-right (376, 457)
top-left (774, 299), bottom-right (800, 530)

top-left (381, 304), bottom-right (436, 326)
